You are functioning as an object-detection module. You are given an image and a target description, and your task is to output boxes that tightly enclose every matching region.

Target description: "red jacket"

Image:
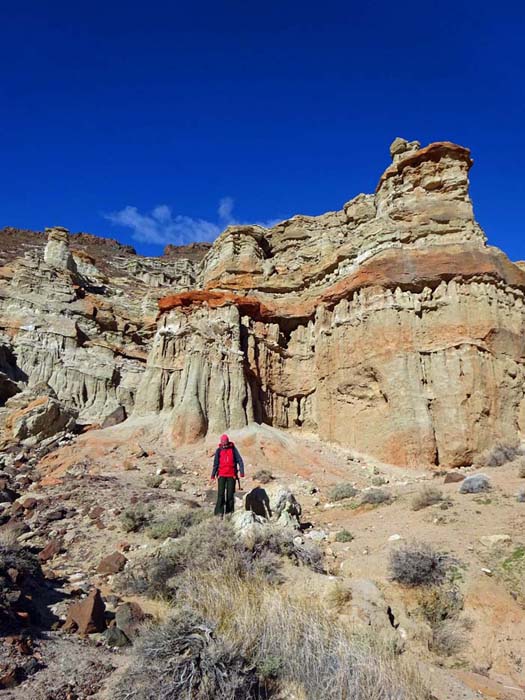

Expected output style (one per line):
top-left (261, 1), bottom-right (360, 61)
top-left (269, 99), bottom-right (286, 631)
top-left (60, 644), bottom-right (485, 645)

top-left (211, 442), bottom-right (245, 478)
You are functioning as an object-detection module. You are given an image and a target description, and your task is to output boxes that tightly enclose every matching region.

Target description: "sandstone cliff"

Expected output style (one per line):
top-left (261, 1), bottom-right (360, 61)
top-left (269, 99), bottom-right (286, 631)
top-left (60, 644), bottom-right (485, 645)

top-left (2, 138), bottom-right (524, 467)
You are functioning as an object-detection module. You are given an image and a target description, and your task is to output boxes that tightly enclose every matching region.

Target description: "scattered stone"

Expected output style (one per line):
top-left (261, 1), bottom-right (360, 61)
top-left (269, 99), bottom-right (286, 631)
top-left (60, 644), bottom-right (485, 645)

top-left (444, 472), bottom-right (465, 484)
top-left (388, 534), bottom-right (402, 542)
top-left (305, 529), bottom-right (328, 542)
top-left (37, 539), bottom-right (62, 562)
top-left (63, 588), bottom-right (106, 634)
top-left (104, 625), bottom-right (130, 647)
top-left (97, 551), bottom-right (127, 575)
top-left (115, 602), bottom-right (147, 640)
top-left (101, 405), bottom-right (127, 429)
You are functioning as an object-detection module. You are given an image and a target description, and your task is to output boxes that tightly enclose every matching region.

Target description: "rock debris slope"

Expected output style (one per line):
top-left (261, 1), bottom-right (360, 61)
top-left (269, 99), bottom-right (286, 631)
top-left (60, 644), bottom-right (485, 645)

top-left (2, 138), bottom-right (525, 467)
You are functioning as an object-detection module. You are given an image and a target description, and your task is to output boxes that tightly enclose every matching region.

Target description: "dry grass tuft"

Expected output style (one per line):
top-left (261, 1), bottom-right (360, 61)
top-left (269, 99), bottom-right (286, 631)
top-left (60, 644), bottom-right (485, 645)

top-left (411, 485), bottom-right (443, 511)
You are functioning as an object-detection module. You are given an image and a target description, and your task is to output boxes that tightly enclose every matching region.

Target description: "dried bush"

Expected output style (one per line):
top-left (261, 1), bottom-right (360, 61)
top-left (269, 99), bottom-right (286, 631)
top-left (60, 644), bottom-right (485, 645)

top-left (360, 488), bottom-right (392, 505)
top-left (430, 620), bottom-right (470, 656)
top-left (253, 469), bottom-right (274, 484)
top-left (411, 486), bottom-right (443, 511)
top-left (178, 567), bottom-right (429, 700)
top-left (113, 609), bottom-right (260, 700)
top-left (389, 542), bottom-right (451, 587)
top-left (475, 441), bottom-right (523, 468)
top-left (459, 474), bottom-right (491, 494)
top-left (335, 529), bottom-right (354, 543)
top-left (328, 483), bottom-right (358, 501)
top-left (120, 504), bottom-right (152, 533)
top-left (326, 581), bottom-right (352, 610)
top-left (146, 507), bottom-right (208, 540)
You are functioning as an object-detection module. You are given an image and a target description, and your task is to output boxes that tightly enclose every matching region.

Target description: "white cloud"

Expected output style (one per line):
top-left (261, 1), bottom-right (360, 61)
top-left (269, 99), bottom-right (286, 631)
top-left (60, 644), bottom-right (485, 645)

top-left (104, 198), bottom-right (282, 246)
top-left (218, 196), bottom-right (235, 223)
top-left (104, 205), bottom-right (221, 246)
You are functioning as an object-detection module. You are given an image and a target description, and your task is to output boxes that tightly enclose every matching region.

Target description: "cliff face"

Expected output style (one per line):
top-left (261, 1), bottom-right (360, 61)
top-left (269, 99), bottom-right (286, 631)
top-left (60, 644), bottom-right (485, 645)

top-left (2, 138), bottom-right (524, 467)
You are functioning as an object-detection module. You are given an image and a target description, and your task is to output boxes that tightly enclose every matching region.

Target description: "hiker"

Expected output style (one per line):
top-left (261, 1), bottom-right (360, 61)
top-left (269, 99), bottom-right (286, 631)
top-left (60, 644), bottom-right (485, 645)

top-left (210, 434), bottom-right (245, 516)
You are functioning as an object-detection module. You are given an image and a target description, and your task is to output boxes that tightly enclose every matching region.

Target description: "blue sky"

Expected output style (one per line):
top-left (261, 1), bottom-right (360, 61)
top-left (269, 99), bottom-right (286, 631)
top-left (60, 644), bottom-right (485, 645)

top-left (1, 1), bottom-right (524, 258)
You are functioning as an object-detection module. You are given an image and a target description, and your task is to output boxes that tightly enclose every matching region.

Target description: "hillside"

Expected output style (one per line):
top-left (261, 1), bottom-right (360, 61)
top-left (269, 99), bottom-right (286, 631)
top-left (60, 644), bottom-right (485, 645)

top-left (0, 138), bottom-right (524, 699)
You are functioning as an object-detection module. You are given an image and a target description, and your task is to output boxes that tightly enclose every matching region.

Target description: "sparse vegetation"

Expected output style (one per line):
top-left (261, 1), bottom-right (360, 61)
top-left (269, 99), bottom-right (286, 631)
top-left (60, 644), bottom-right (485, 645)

top-left (171, 478), bottom-right (183, 491)
top-left (459, 474), bottom-right (491, 494)
top-left (335, 529), bottom-right (354, 543)
top-left (360, 488), bottom-right (392, 506)
top-left (326, 581), bottom-right (352, 610)
top-left (146, 507), bottom-right (208, 540)
top-left (411, 485), bottom-right (444, 511)
top-left (253, 469), bottom-right (274, 484)
top-left (145, 474), bottom-right (163, 489)
top-left (430, 620), bottom-right (470, 657)
top-left (518, 489), bottom-right (525, 503)
top-left (120, 504), bottom-right (152, 533)
top-left (121, 518), bottom-right (322, 599)
top-left (328, 482), bottom-right (358, 501)
top-left (389, 542), bottom-right (452, 587)
top-left (517, 457), bottom-right (525, 478)
top-left (418, 585), bottom-right (464, 628)
top-left (475, 441), bottom-right (523, 468)
top-left (113, 609), bottom-right (261, 700)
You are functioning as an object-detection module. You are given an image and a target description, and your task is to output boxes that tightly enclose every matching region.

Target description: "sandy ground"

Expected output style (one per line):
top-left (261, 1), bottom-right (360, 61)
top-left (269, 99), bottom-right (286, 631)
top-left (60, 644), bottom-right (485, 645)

top-left (3, 416), bottom-right (525, 699)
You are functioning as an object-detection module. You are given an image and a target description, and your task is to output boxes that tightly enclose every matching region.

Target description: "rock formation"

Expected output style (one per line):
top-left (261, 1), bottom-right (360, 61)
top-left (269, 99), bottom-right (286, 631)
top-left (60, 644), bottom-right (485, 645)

top-left (2, 138), bottom-right (525, 467)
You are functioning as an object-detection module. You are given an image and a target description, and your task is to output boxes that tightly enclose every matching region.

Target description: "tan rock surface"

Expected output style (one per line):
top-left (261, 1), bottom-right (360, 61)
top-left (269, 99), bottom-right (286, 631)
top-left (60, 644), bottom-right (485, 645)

top-left (2, 138), bottom-right (525, 468)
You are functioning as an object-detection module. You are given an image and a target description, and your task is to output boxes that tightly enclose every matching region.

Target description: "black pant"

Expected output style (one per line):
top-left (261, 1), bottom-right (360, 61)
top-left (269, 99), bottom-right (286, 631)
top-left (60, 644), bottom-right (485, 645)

top-left (215, 476), bottom-right (236, 516)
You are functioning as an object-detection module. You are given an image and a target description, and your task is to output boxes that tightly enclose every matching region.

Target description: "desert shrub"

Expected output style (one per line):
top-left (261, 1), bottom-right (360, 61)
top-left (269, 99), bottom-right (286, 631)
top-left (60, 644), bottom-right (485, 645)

top-left (178, 566), bottom-right (429, 700)
top-left (171, 478), bottom-right (183, 491)
top-left (253, 469), bottom-right (274, 484)
top-left (517, 457), bottom-right (525, 478)
top-left (113, 609), bottom-right (261, 700)
top-left (120, 505), bottom-right (152, 533)
top-left (328, 483), bottom-right (358, 501)
top-left (360, 488), bottom-right (392, 505)
top-left (418, 586), bottom-right (463, 627)
top-left (146, 507), bottom-right (208, 540)
top-left (430, 620), bottom-right (469, 656)
top-left (326, 581), bottom-right (352, 610)
top-left (389, 542), bottom-right (451, 587)
top-left (248, 525), bottom-right (324, 573)
top-left (475, 441), bottom-right (523, 468)
top-left (459, 474), bottom-right (491, 494)
top-left (518, 489), bottom-right (525, 503)
top-left (145, 474), bottom-right (163, 489)
top-left (411, 486), bottom-right (443, 511)
top-left (335, 529), bottom-right (354, 543)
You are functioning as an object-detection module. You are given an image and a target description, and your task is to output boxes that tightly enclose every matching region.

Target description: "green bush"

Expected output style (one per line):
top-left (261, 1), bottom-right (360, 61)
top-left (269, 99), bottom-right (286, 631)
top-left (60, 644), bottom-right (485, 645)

top-left (335, 530), bottom-right (354, 543)
top-left (328, 483), bottom-right (358, 502)
top-left (360, 488), bottom-right (392, 505)
top-left (120, 505), bottom-right (152, 533)
top-left (145, 474), bottom-right (163, 489)
top-left (146, 507), bottom-right (208, 540)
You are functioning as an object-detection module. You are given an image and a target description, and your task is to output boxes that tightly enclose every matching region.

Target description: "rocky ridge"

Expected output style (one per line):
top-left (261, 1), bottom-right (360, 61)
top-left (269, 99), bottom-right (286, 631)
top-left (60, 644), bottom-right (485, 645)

top-left (2, 138), bottom-right (525, 468)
